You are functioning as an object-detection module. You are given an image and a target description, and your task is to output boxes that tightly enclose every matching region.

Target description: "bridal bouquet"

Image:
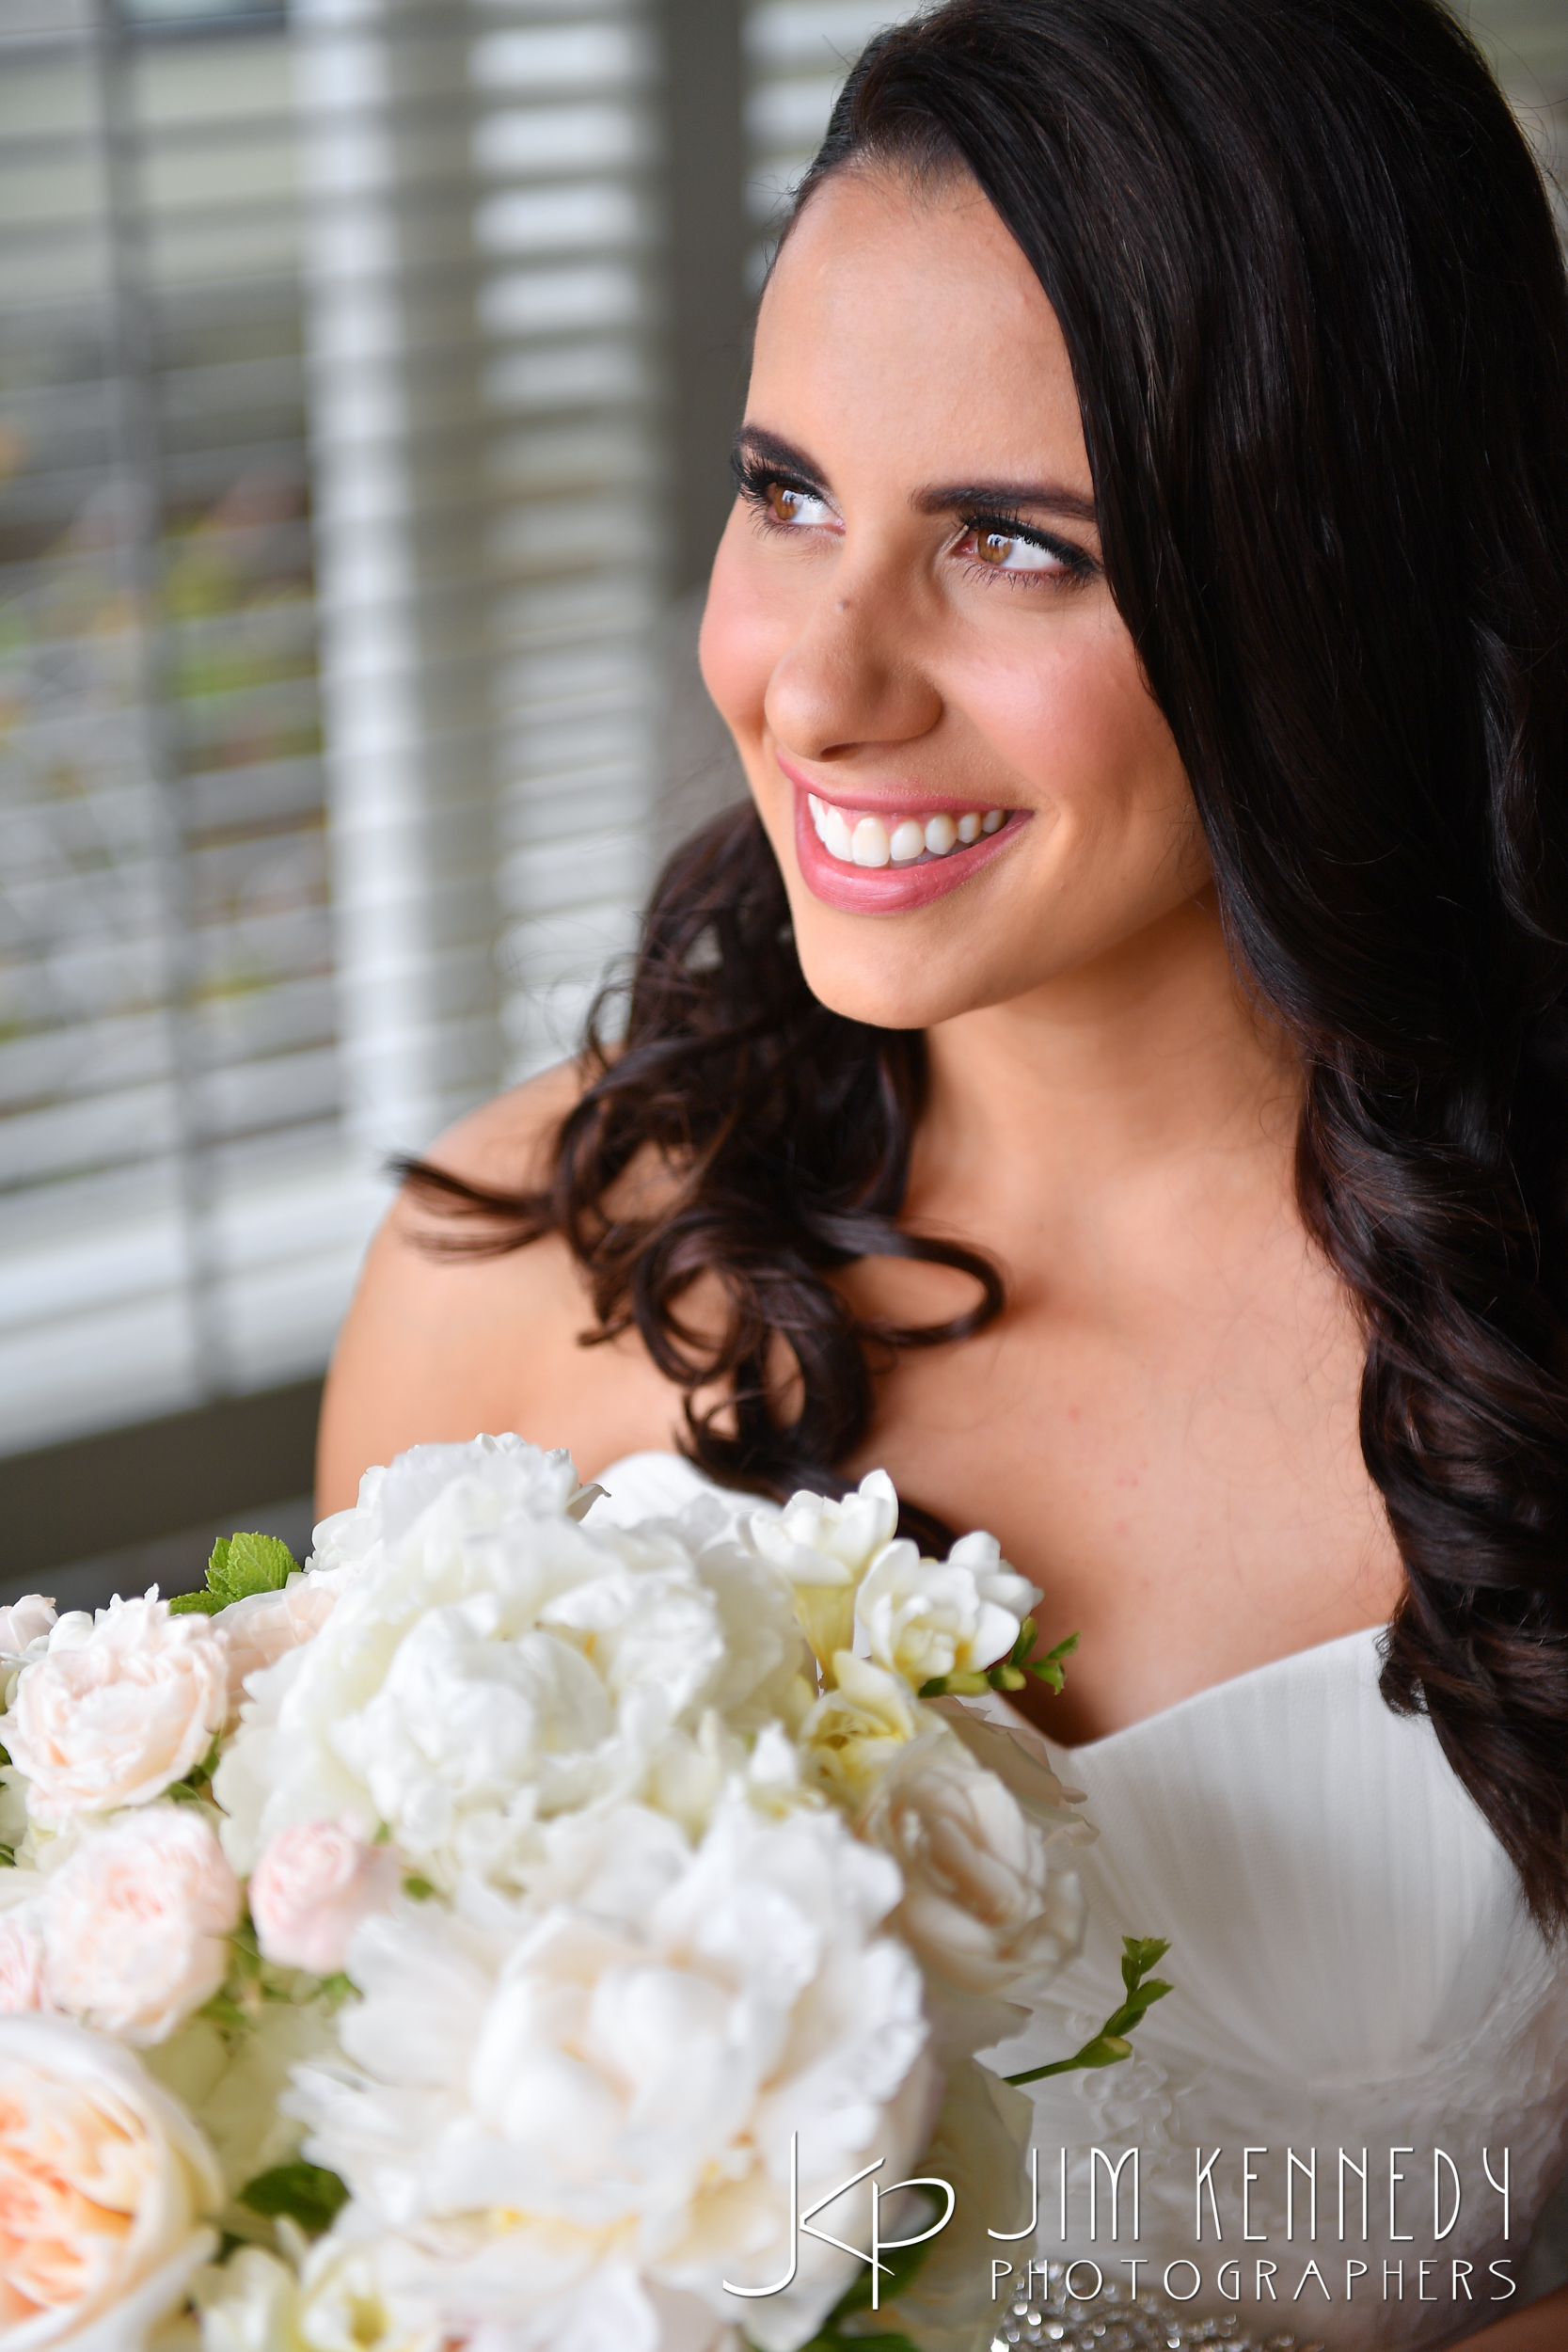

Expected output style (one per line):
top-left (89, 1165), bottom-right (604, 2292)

top-left (0, 1436), bottom-right (1166, 2352)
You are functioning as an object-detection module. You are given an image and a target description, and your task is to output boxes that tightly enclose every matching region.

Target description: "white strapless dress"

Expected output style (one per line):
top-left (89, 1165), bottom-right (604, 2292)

top-left (592, 1452), bottom-right (1568, 2352)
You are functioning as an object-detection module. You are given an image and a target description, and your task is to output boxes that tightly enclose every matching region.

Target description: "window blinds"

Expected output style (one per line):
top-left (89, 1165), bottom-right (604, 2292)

top-left (0, 0), bottom-right (668, 1454)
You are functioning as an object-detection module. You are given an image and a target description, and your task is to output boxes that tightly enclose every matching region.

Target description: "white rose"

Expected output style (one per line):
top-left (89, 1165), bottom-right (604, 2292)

top-left (3, 1597), bottom-right (228, 1824)
top-left (248, 1819), bottom-right (402, 1975)
top-left (289, 1795), bottom-right (939, 2352)
top-left (0, 1595), bottom-right (56, 1654)
top-left (799, 1651), bottom-right (928, 1805)
top-left (0, 2011), bottom-right (221, 2344)
top-left (214, 1443), bottom-right (809, 1895)
top-left (854, 1533), bottom-right (1040, 1688)
top-left (858, 1730), bottom-right (1085, 2001)
top-left (1, 1597), bottom-right (57, 1715)
top-left (747, 1470), bottom-right (899, 1669)
top-left (40, 1806), bottom-right (242, 2045)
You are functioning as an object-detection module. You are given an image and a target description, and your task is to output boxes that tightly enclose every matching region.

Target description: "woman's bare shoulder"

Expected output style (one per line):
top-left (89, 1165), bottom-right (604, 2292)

top-left (316, 1062), bottom-right (605, 1513)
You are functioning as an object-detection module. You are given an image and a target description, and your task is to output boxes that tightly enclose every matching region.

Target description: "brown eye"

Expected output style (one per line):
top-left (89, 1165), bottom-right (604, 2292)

top-left (767, 482), bottom-right (805, 523)
top-left (961, 525), bottom-right (1069, 576)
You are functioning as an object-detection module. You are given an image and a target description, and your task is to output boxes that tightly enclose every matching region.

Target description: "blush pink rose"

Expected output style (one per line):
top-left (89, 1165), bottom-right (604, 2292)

top-left (248, 1817), bottom-right (402, 1975)
top-left (0, 2011), bottom-right (220, 2338)
top-left (40, 1808), bottom-right (242, 2046)
top-left (215, 1579), bottom-right (341, 1718)
top-left (2, 1597), bottom-right (228, 1822)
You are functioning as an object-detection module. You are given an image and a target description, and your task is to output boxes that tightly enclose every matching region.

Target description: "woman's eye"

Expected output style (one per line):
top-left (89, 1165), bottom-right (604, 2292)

top-left (765, 480), bottom-right (832, 528)
top-left (965, 526), bottom-right (1068, 575)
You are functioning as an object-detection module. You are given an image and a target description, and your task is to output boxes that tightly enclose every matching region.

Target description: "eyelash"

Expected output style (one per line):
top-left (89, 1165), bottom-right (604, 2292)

top-left (732, 455), bottom-right (1098, 588)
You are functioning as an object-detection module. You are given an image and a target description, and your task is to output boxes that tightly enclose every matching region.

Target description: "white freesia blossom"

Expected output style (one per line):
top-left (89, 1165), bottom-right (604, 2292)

top-left (799, 1651), bottom-right (928, 1804)
top-left (747, 1470), bottom-right (899, 1668)
top-left (213, 1438), bottom-right (812, 1892)
top-left (3, 1597), bottom-right (228, 1825)
top-left (38, 1807), bottom-right (242, 2046)
top-left (858, 1728), bottom-right (1086, 2001)
top-left (288, 1795), bottom-right (938, 2352)
top-left (0, 2011), bottom-right (222, 2344)
top-left (854, 1533), bottom-right (1040, 1688)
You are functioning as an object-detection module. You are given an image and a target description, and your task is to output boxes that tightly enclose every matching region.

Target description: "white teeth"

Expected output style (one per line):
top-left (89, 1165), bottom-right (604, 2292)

top-left (850, 815), bottom-right (891, 867)
top-left (807, 793), bottom-right (1008, 867)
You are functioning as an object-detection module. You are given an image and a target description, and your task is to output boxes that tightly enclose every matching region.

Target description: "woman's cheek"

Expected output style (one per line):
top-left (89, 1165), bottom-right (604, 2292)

top-left (952, 618), bottom-right (1185, 829)
top-left (698, 523), bottom-right (786, 757)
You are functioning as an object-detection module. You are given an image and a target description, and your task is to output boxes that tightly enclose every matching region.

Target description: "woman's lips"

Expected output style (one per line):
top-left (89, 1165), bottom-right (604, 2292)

top-left (781, 763), bottom-right (1029, 914)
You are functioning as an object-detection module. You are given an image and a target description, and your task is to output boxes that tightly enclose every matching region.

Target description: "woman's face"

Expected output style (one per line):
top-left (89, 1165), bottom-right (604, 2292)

top-left (700, 166), bottom-right (1209, 1031)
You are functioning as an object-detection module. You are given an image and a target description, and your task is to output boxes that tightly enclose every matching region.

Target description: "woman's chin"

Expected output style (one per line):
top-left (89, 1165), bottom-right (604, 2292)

top-left (791, 926), bottom-right (1007, 1030)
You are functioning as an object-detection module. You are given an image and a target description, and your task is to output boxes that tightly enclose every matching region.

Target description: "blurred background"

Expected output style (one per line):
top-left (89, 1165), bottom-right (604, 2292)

top-left (1, 0), bottom-right (1563, 1612)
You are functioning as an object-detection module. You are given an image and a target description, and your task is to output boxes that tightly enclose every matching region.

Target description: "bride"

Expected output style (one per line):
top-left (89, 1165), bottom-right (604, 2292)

top-left (316, 0), bottom-right (1568, 2343)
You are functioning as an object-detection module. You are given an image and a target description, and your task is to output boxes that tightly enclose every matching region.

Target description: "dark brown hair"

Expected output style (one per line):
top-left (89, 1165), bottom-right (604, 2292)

top-left (408, 0), bottom-right (1568, 1919)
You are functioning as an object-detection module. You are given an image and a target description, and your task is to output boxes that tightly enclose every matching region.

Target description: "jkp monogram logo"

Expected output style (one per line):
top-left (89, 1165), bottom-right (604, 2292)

top-left (722, 2134), bottom-right (956, 2310)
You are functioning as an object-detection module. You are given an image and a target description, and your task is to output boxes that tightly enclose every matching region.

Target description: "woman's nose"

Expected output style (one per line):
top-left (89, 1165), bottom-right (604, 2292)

top-left (764, 578), bottom-right (943, 762)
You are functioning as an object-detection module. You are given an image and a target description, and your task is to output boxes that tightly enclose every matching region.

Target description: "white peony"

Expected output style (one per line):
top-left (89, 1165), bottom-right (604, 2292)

top-left (0, 2011), bottom-right (222, 2344)
top-left (746, 1470), bottom-right (899, 1670)
top-left (213, 1438), bottom-right (811, 1894)
top-left (854, 1534), bottom-right (1040, 1688)
top-left (38, 1806), bottom-right (242, 2046)
top-left (3, 1597), bottom-right (228, 1825)
top-left (288, 1793), bottom-right (939, 2352)
top-left (857, 1728), bottom-right (1086, 2002)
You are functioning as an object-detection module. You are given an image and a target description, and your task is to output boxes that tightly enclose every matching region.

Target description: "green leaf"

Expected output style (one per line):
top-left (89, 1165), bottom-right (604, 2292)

top-left (239, 2161), bottom-right (349, 2236)
top-left (211, 1532), bottom-right (297, 1607)
top-left (170, 1532), bottom-right (297, 1615)
top-left (403, 1874), bottom-right (436, 1901)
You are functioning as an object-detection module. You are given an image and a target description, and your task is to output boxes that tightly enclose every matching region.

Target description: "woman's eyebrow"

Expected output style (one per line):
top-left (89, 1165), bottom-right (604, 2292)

top-left (915, 479), bottom-right (1098, 524)
top-left (731, 425), bottom-right (830, 487)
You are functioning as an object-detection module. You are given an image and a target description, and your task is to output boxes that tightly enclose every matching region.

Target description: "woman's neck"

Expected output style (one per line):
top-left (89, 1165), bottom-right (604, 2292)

top-left (916, 890), bottom-right (1301, 1218)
